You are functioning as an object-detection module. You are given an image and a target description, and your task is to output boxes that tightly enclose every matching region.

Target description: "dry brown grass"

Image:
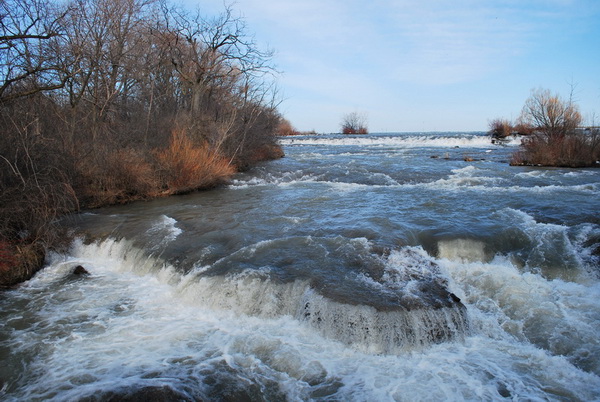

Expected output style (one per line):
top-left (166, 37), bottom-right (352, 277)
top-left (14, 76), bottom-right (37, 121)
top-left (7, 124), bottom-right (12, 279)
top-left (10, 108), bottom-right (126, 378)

top-left (71, 128), bottom-right (241, 205)
top-left (0, 240), bottom-right (45, 287)
top-left (0, 241), bottom-right (17, 276)
top-left (246, 143), bottom-right (285, 163)
top-left (276, 118), bottom-right (300, 136)
top-left (488, 118), bottom-right (512, 139)
top-left (511, 133), bottom-right (600, 167)
top-left (75, 147), bottom-right (159, 207)
top-left (156, 128), bottom-right (236, 194)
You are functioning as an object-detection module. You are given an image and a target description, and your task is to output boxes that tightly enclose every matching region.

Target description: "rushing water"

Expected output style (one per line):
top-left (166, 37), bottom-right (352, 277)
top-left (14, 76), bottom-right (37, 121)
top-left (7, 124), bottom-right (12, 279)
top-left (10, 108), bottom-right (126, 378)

top-left (1, 132), bottom-right (600, 401)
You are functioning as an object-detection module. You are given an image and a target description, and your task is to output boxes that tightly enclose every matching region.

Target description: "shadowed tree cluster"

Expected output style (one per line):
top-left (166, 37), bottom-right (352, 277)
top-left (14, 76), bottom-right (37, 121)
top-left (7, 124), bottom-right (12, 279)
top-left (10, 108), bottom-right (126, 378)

top-left (0, 0), bottom-right (283, 285)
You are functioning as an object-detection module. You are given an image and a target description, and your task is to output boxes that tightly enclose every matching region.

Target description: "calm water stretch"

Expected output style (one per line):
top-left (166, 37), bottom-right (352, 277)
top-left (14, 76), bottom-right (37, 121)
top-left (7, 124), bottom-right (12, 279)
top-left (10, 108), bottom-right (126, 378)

top-left (1, 132), bottom-right (600, 401)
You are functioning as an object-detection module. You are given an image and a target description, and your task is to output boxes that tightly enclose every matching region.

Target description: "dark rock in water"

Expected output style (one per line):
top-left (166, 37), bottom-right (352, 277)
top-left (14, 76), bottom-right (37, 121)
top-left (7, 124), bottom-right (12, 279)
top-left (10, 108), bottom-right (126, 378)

top-left (73, 265), bottom-right (90, 275)
top-left (201, 360), bottom-right (286, 401)
top-left (582, 234), bottom-right (600, 257)
top-left (79, 385), bottom-right (194, 402)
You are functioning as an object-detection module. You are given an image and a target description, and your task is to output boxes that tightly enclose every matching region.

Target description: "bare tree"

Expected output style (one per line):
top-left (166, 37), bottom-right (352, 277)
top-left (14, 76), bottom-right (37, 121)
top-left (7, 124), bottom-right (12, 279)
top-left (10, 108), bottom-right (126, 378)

top-left (488, 118), bottom-right (512, 139)
top-left (517, 88), bottom-right (582, 139)
top-left (341, 111), bottom-right (368, 134)
top-left (0, 0), bottom-right (70, 103)
top-left (158, 4), bottom-right (274, 115)
top-left (511, 88), bottom-right (598, 167)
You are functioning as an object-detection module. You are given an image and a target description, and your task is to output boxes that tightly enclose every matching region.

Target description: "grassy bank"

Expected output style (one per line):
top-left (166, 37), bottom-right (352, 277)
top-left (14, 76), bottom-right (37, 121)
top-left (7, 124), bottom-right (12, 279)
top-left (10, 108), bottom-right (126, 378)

top-left (0, 0), bottom-right (284, 287)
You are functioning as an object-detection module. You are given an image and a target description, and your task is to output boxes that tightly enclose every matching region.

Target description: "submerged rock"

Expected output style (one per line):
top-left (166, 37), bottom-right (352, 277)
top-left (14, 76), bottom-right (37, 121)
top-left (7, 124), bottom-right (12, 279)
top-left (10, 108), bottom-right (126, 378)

top-left (72, 265), bottom-right (90, 275)
top-left (80, 385), bottom-right (194, 402)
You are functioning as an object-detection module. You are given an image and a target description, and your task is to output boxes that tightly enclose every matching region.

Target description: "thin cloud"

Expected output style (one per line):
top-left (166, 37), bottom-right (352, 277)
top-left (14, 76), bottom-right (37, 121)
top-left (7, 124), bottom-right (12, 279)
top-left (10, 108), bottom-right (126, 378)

top-left (240, 0), bottom-right (534, 84)
top-left (196, 0), bottom-right (600, 131)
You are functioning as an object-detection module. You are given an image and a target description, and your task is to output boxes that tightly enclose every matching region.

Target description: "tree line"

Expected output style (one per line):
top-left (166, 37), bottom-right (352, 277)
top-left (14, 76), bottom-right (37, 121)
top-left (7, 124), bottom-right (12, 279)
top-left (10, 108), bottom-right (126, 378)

top-left (0, 0), bottom-right (284, 286)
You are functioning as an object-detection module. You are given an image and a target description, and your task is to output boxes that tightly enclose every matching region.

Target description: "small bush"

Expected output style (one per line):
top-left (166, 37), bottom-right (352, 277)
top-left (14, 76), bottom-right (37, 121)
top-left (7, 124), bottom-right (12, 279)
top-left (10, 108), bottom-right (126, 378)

top-left (246, 143), bottom-right (285, 163)
top-left (488, 118), bottom-right (512, 139)
top-left (341, 112), bottom-right (368, 134)
top-left (511, 132), bottom-right (600, 167)
top-left (0, 241), bottom-right (45, 288)
top-left (513, 121), bottom-right (536, 136)
top-left (342, 125), bottom-right (369, 135)
top-left (155, 129), bottom-right (236, 194)
top-left (74, 147), bottom-right (159, 207)
top-left (509, 88), bottom-right (598, 167)
top-left (276, 118), bottom-right (300, 136)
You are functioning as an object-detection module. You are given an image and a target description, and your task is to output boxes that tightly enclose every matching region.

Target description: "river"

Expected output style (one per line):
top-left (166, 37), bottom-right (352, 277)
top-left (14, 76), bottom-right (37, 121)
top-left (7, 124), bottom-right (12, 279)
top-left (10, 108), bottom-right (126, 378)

top-left (1, 132), bottom-right (599, 401)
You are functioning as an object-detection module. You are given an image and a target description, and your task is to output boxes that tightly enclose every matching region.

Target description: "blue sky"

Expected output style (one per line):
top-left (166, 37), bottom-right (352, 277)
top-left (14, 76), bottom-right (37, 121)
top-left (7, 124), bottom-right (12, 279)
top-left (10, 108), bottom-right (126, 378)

top-left (192, 0), bottom-right (600, 133)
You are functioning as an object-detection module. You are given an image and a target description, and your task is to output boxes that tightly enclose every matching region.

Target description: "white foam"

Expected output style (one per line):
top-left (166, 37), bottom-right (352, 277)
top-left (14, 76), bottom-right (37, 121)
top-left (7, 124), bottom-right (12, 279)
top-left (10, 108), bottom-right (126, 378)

top-left (494, 208), bottom-right (588, 280)
top-left (279, 133), bottom-right (505, 149)
top-left (229, 155), bottom-right (600, 197)
top-left (440, 254), bottom-right (600, 376)
top-left (438, 239), bottom-right (488, 263)
top-left (144, 215), bottom-right (182, 252)
top-left (229, 172), bottom-right (323, 188)
top-left (2, 238), bottom-right (599, 400)
top-left (515, 170), bottom-right (550, 179)
top-left (422, 168), bottom-right (599, 194)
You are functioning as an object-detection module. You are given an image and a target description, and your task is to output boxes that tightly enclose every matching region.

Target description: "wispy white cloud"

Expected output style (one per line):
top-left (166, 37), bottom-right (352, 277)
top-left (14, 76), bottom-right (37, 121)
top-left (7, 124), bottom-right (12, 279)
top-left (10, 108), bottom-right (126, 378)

top-left (196, 0), bottom-right (600, 131)
top-left (231, 0), bottom-right (544, 90)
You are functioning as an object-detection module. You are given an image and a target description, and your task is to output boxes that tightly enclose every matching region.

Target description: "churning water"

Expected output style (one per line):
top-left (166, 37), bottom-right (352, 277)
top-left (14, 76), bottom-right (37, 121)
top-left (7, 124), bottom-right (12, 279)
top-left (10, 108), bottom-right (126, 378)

top-left (1, 132), bottom-right (599, 401)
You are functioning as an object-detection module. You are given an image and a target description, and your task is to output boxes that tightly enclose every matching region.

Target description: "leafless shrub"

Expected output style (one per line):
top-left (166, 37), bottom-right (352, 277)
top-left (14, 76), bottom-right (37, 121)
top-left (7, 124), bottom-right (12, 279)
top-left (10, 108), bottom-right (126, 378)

top-left (510, 88), bottom-right (597, 167)
top-left (155, 128), bottom-right (236, 194)
top-left (488, 118), bottom-right (512, 139)
top-left (276, 118), bottom-right (300, 136)
top-left (511, 132), bottom-right (600, 167)
top-left (513, 120), bottom-right (536, 136)
top-left (0, 97), bottom-right (78, 243)
top-left (341, 112), bottom-right (368, 134)
top-left (74, 147), bottom-right (159, 207)
top-left (519, 88), bottom-right (582, 139)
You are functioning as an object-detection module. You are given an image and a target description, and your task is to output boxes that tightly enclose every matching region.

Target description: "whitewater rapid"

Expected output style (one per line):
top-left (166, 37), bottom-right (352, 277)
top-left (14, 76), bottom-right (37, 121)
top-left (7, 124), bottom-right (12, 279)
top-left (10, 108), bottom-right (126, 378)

top-left (1, 132), bottom-right (599, 401)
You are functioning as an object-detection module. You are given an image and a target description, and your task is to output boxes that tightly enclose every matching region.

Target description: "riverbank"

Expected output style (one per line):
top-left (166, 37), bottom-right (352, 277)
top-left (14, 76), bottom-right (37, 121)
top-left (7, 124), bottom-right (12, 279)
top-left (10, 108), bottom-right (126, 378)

top-left (0, 141), bottom-right (284, 289)
top-left (1, 0), bottom-right (284, 288)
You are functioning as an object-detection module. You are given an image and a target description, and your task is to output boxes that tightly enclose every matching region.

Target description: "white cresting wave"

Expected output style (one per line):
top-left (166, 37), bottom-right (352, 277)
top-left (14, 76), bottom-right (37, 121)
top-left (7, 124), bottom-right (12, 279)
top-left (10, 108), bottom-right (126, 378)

top-left (2, 234), bottom-right (599, 401)
top-left (279, 133), bottom-right (521, 148)
top-left (230, 165), bottom-right (600, 197)
top-left (425, 166), bottom-right (600, 194)
top-left (145, 214), bottom-right (182, 247)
